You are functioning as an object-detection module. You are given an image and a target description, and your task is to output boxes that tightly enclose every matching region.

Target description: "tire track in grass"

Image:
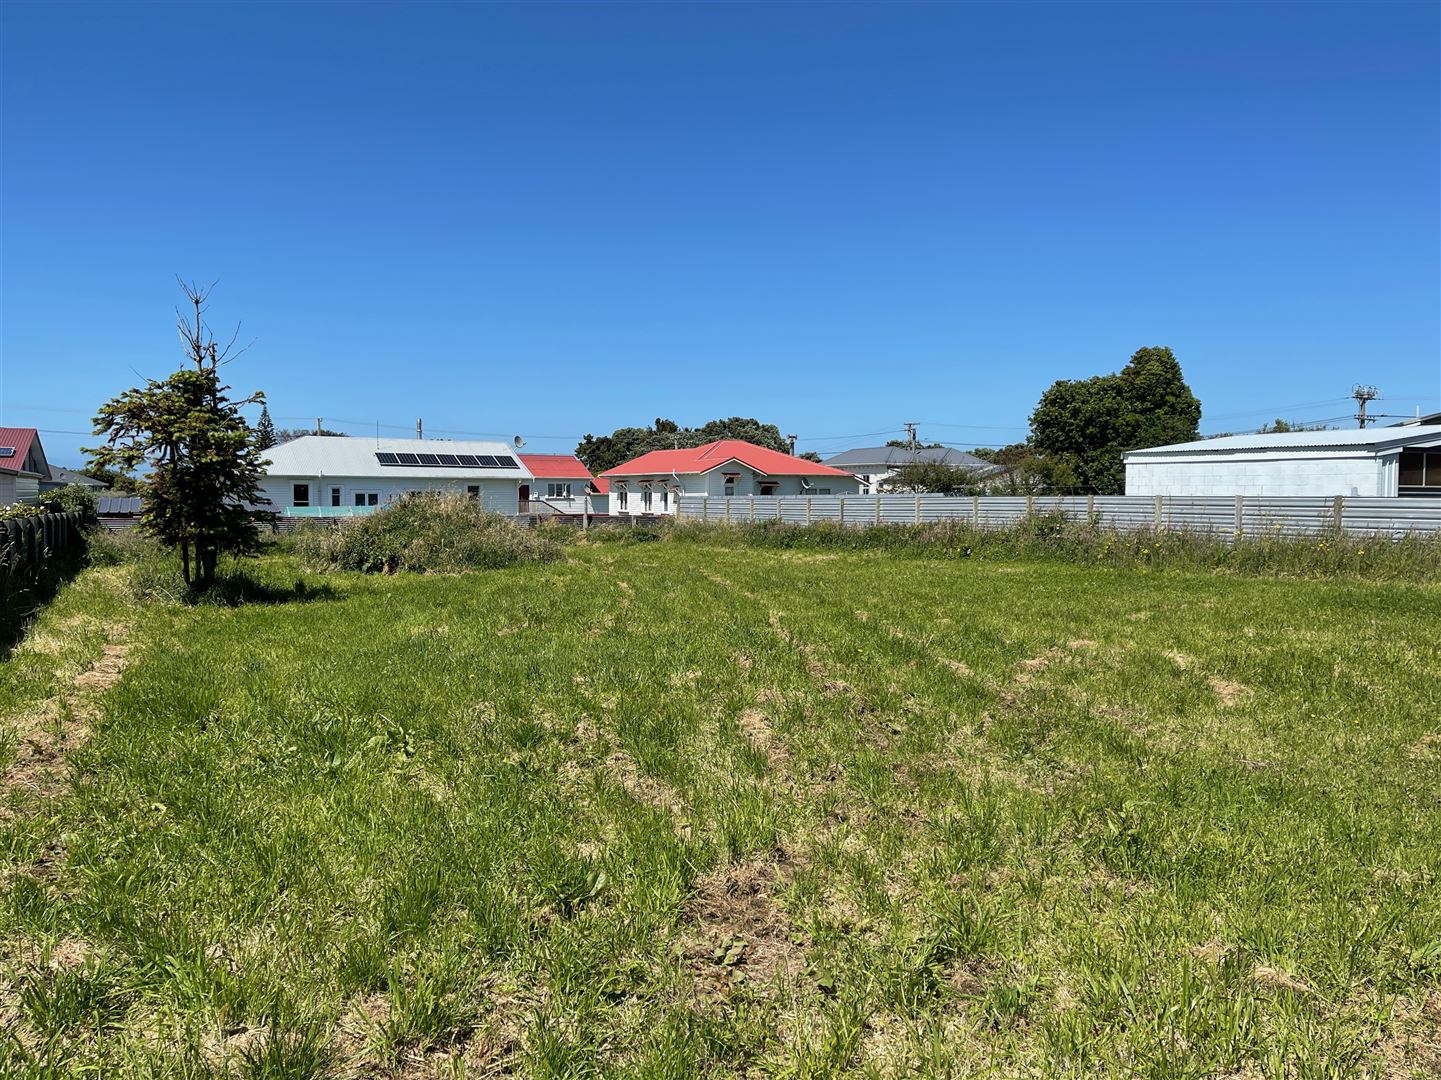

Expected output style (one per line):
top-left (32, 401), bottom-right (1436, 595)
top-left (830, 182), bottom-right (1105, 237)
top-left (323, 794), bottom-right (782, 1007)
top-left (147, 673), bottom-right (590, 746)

top-left (3, 626), bottom-right (131, 810)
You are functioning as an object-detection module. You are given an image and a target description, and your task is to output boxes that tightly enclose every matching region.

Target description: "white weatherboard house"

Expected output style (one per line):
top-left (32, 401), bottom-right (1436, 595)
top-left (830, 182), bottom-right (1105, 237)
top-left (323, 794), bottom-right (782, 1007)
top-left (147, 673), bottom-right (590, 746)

top-left (602, 439), bottom-right (861, 517)
top-left (260, 436), bottom-right (533, 515)
top-left (517, 454), bottom-right (607, 516)
top-left (1123, 426), bottom-right (1441, 498)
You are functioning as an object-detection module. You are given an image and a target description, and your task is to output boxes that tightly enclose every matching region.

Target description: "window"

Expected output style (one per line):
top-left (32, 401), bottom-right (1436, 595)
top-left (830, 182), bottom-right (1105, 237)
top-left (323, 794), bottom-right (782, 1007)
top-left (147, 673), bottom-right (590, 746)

top-left (1399, 450), bottom-right (1441, 489)
top-left (642, 488), bottom-right (653, 511)
top-left (617, 487), bottom-right (628, 510)
top-left (758, 482), bottom-right (778, 496)
top-left (659, 488), bottom-right (669, 510)
top-left (814, 488), bottom-right (831, 495)
top-left (546, 482), bottom-right (572, 499)
top-left (330, 487), bottom-right (342, 507)
top-left (352, 491), bottom-right (379, 506)
top-left (723, 475), bottom-right (736, 496)
top-left (293, 483), bottom-right (310, 507)
top-left (466, 485), bottom-right (480, 499)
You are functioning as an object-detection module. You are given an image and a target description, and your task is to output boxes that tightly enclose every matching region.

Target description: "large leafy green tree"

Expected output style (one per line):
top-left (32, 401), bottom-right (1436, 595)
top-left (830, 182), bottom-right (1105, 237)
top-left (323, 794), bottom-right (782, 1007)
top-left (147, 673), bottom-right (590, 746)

top-left (575, 416), bottom-right (790, 474)
top-left (89, 284), bottom-right (270, 589)
top-left (1028, 346), bottom-right (1201, 494)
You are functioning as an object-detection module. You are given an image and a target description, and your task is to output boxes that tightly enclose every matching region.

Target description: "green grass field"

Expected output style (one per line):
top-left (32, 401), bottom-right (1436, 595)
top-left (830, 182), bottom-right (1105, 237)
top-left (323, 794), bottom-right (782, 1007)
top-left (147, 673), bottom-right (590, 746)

top-left (3, 538), bottom-right (1439, 1078)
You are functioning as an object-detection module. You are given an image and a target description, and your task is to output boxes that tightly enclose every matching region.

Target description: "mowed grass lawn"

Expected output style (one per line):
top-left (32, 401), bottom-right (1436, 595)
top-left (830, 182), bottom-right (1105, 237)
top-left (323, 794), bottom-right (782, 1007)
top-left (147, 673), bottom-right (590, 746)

top-left (3, 539), bottom-right (1439, 1078)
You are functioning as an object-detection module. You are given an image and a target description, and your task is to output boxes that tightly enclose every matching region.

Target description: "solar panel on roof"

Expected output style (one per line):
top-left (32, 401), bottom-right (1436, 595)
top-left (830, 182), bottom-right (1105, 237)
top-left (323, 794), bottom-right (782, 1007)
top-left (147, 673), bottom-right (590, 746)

top-left (0, 448), bottom-right (13, 458)
top-left (474, 454), bottom-right (498, 467)
top-left (493, 455), bottom-right (519, 468)
top-left (456, 454), bottom-right (480, 467)
top-left (434, 453), bottom-right (459, 466)
top-left (416, 453), bottom-right (440, 465)
top-left (396, 452), bottom-right (420, 465)
top-left (376, 452), bottom-right (400, 465)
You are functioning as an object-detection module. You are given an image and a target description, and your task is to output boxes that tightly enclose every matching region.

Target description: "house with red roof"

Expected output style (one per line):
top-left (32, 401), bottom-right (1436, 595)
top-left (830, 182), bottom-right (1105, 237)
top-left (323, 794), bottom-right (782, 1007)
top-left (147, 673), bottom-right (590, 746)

top-left (601, 439), bottom-right (860, 517)
top-left (517, 454), bottom-right (609, 516)
top-left (0, 427), bottom-right (50, 507)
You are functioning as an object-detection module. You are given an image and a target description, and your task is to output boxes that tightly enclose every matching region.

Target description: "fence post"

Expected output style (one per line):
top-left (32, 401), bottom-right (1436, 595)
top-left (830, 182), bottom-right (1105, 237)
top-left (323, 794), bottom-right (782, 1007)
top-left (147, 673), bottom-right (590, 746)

top-left (838, 497), bottom-right (845, 526)
top-left (1086, 493), bottom-right (1095, 523)
top-left (1154, 495), bottom-right (1163, 531)
top-left (1026, 493), bottom-right (1033, 518)
top-left (1333, 495), bottom-right (1345, 533)
top-left (1235, 494), bottom-right (1243, 536)
top-left (806, 497), bottom-right (812, 525)
top-left (702, 497), bottom-right (708, 522)
top-left (725, 498), bottom-right (731, 524)
top-left (972, 494), bottom-right (979, 527)
top-left (749, 495), bottom-right (755, 522)
top-left (875, 496), bottom-right (882, 525)
top-left (915, 495), bottom-right (921, 524)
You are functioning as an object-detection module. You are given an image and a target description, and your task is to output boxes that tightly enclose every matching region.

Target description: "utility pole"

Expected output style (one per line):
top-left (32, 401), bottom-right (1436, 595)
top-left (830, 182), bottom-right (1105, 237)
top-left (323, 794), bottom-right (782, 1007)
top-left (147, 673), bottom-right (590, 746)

top-left (786, 433), bottom-right (798, 455)
top-left (1352, 386), bottom-right (1379, 428)
top-left (903, 422), bottom-right (919, 456)
top-left (416, 418), bottom-right (424, 440)
top-left (315, 417), bottom-right (322, 436)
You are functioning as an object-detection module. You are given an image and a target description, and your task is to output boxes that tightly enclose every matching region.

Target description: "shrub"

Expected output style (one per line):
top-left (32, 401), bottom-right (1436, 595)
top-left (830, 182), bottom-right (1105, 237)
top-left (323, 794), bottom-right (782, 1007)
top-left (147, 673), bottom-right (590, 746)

top-left (293, 492), bottom-right (564, 574)
top-left (0, 504), bottom-right (45, 521)
top-left (39, 484), bottom-right (99, 521)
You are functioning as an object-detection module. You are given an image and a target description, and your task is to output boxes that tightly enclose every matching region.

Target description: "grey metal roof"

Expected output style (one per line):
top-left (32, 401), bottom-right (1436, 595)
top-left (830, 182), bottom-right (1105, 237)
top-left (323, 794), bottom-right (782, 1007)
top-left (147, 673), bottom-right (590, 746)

top-left (262, 436), bottom-right (535, 480)
top-left (1124, 425), bottom-right (1441, 458)
top-left (46, 466), bottom-right (107, 487)
top-left (822, 446), bottom-right (990, 469)
top-left (98, 496), bottom-right (143, 515)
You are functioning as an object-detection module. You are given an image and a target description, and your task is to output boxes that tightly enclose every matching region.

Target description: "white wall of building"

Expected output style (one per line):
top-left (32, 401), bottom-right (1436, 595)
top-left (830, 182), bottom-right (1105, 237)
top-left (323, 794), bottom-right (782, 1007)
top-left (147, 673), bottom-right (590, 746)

top-left (258, 475), bottom-right (521, 514)
top-left (1124, 452), bottom-right (1393, 497)
top-left (0, 473), bottom-right (41, 506)
top-left (522, 479), bottom-right (604, 516)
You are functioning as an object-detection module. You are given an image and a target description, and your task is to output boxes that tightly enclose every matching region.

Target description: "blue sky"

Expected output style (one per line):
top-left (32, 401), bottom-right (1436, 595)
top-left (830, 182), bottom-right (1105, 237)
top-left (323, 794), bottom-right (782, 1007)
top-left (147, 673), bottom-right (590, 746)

top-left (3, 1), bottom-right (1438, 467)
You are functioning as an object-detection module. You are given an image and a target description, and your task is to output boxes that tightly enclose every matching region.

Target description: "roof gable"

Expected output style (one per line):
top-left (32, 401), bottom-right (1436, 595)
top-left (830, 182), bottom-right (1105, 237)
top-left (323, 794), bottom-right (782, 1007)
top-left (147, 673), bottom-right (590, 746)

top-left (602, 439), bottom-right (854, 479)
top-left (0, 427), bottom-right (46, 476)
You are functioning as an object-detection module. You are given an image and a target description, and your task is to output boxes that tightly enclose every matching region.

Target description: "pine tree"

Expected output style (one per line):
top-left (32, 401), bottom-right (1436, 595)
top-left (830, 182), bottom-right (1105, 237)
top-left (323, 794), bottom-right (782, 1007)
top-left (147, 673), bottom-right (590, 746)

top-left (88, 282), bottom-right (270, 589)
top-left (256, 404), bottom-right (277, 450)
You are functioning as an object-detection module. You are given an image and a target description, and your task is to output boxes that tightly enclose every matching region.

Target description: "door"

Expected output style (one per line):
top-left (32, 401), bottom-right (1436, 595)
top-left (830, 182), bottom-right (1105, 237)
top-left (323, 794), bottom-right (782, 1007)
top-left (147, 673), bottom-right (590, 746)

top-left (519, 484), bottom-right (530, 512)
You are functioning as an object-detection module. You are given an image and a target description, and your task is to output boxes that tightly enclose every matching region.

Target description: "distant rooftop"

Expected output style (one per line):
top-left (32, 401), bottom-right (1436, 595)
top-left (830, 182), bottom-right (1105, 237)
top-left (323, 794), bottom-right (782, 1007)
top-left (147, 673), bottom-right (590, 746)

top-left (822, 446), bottom-right (990, 469)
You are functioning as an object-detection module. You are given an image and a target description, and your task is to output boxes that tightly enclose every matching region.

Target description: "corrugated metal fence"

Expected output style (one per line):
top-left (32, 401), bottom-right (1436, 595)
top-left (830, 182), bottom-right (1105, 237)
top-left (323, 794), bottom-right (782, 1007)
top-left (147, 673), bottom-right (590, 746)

top-left (676, 494), bottom-right (1441, 539)
top-left (1, 511), bottom-right (87, 586)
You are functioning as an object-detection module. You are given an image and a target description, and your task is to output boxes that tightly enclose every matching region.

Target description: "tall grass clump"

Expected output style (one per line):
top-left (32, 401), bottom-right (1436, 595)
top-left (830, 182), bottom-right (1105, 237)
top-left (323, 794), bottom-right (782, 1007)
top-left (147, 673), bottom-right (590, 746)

top-left (294, 492), bottom-right (563, 573)
top-left (661, 515), bottom-right (1441, 582)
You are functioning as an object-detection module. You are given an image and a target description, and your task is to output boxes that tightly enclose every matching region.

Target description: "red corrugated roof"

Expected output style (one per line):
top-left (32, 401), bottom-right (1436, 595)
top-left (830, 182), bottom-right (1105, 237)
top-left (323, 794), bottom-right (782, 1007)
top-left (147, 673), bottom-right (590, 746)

top-left (519, 453), bottom-right (595, 480)
top-left (0, 427), bottom-right (39, 474)
top-left (587, 477), bottom-right (610, 494)
top-left (602, 439), bottom-right (853, 478)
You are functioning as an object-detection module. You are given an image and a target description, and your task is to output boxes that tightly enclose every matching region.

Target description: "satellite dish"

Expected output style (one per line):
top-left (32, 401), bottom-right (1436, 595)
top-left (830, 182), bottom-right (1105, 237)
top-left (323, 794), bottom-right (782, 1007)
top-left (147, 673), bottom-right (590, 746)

top-left (513, 435), bottom-right (525, 449)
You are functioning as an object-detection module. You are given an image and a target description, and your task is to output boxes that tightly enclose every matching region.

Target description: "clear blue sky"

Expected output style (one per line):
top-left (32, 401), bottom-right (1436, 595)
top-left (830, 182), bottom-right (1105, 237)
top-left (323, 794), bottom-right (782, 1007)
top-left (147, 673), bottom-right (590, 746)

top-left (3, 1), bottom-right (1438, 467)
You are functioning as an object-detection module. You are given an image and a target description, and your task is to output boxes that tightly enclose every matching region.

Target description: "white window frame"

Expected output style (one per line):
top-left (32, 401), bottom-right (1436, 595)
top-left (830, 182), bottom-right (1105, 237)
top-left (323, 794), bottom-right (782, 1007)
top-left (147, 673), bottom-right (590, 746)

top-left (641, 488), bottom-right (653, 511)
top-left (546, 482), bottom-right (572, 499)
top-left (617, 486), bottom-right (628, 510)
top-left (352, 491), bottom-right (380, 507)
